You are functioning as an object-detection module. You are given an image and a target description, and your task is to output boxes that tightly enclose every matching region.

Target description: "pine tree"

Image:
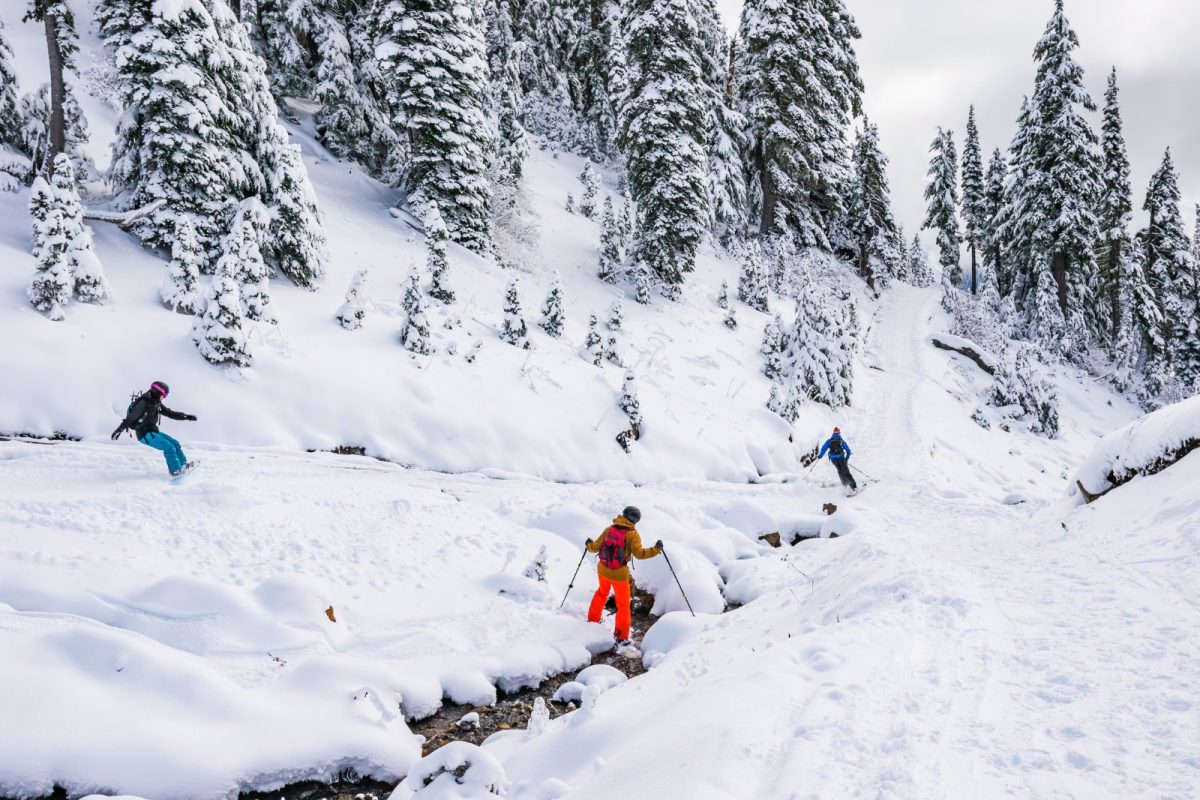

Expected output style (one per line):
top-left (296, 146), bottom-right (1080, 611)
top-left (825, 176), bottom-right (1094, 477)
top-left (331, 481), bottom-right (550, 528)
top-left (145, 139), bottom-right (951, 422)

top-left (25, 0), bottom-right (82, 171)
top-left (337, 268), bottom-right (369, 330)
top-left (990, 343), bottom-right (1059, 437)
top-left (619, 0), bottom-right (710, 299)
top-left (1095, 68), bottom-right (1134, 344)
top-left (377, 0), bottom-right (493, 252)
top-left (0, 17), bottom-right (22, 153)
top-left (770, 295), bottom-right (830, 419)
top-left (193, 256), bottom-right (252, 366)
top-left (717, 280), bottom-right (730, 309)
top-left (768, 231), bottom-right (797, 293)
top-left (578, 161), bottom-right (599, 219)
top-left (981, 148), bottom-right (1007, 290)
top-left (906, 234), bottom-right (931, 288)
top-left (599, 301), bottom-right (618, 334)
top-left (258, 117), bottom-right (328, 288)
top-left (960, 106), bottom-right (986, 294)
top-left (493, 39), bottom-right (528, 185)
top-left (500, 278), bottom-right (530, 348)
top-left (565, 192), bottom-right (575, 213)
top-left (617, 368), bottom-right (642, 451)
top-left (400, 270), bottom-right (432, 355)
top-left (761, 313), bottom-right (785, 380)
top-left (737, 240), bottom-right (769, 312)
top-left (1030, 268), bottom-right (1066, 357)
top-left (162, 214), bottom-right (202, 314)
top-left (734, 0), bottom-right (862, 245)
top-left (1140, 149), bottom-right (1198, 390)
top-left (1110, 290), bottom-right (1137, 393)
top-left (223, 200), bottom-right (275, 324)
top-left (605, 333), bottom-right (621, 366)
top-left (585, 312), bottom-right (604, 365)
top-left (634, 259), bottom-right (652, 304)
top-left (539, 272), bottom-right (565, 337)
top-left (922, 128), bottom-right (961, 288)
top-left (699, 2), bottom-right (746, 242)
top-left (597, 195), bottom-right (622, 283)
top-left (49, 154), bottom-right (109, 304)
top-left (28, 208), bottom-right (71, 320)
top-left (848, 118), bottom-right (900, 289)
top-left (424, 201), bottom-right (454, 303)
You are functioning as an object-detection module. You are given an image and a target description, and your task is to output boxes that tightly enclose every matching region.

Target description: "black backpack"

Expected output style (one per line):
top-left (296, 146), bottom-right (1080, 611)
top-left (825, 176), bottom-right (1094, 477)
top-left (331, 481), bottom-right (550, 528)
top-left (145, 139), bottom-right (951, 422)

top-left (828, 437), bottom-right (845, 458)
top-left (126, 392), bottom-right (151, 428)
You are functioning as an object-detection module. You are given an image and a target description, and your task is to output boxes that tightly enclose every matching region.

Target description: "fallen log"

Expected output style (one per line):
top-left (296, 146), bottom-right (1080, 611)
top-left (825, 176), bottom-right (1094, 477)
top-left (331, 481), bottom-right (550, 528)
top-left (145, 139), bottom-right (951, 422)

top-left (83, 199), bottom-right (166, 231)
top-left (929, 333), bottom-right (996, 376)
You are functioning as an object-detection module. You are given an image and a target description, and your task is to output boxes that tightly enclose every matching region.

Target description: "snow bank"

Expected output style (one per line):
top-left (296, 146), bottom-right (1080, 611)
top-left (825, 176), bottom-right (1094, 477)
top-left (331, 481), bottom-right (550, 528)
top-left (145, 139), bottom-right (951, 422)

top-left (1073, 394), bottom-right (1200, 496)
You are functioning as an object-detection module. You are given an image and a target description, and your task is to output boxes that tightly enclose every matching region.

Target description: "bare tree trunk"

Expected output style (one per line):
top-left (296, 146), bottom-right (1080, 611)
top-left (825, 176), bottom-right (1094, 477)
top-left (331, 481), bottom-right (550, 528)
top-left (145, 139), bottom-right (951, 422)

top-left (226, 0), bottom-right (242, 18)
top-left (858, 246), bottom-right (874, 291)
top-left (970, 243), bottom-right (978, 295)
top-left (1053, 251), bottom-right (1069, 312)
top-left (43, 11), bottom-right (66, 175)
top-left (760, 159), bottom-right (777, 236)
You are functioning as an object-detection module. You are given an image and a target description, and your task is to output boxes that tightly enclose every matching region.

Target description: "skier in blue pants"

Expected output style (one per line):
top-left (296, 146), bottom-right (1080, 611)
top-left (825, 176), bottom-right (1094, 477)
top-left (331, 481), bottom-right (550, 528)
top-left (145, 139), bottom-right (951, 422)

top-left (817, 427), bottom-right (857, 491)
top-left (112, 381), bottom-right (197, 476)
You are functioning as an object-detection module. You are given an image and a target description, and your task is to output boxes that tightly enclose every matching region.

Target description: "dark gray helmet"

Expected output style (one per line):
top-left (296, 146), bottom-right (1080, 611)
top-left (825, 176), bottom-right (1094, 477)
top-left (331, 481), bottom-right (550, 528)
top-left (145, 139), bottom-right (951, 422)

top-left (622, 505), bottom-right (642, 524)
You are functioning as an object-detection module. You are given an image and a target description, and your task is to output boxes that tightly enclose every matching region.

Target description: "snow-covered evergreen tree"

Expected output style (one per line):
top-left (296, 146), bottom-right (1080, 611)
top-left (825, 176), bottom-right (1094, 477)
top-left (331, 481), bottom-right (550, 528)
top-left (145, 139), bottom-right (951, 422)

top-left (578, 161), bottom-right (599, 219)
top-left (424, 201), bottom-right (454, 303)
top-left (717, 280), bottom-right (730, 310)
top-left (49, 154), bottom-right (108, 304)
top-left (1140, 149), bottom-right (1198, 391)
top-left (1110, 291), bottom-right (1137, 393)
top-left (162, 214), bottom-right (203, 314)
top-left (27, 207), bottom-right (71, 320)
top-left (336, 269), bottom-right (369, 330)
top-left (193, 257), bottom-right (252, 366)
top-left (734, 0), bottom-right (862, 245)
top-left (522, 545), bottom-right (548, 582)
top-left (597, 195), bottom-right (622, 283)
top-left (723, 303), bottom-right (737, 329)
top-left (1096, 67), bottom-right (1133, 344)
top-left (699, 2), bottom-right (746, 241)
top-left (761, 313), bottom-right (785, 380)
top-left (1030, 268), bottom-right (1066, 357)
top-left (400, 270), bottom-right (432, 355)
top-left (848, 118), bottom-right (900, 288)
top-left (492, 39), bottom-right (528, 186)
top-left (619, 0), bottom-right (709, 299)
top-left (221, 200), bottom-right (275, 324)
top-left (633, 259), bottom-right (652, 305)
top-left (500, 278), bottom-right (530, 349)
top-left (539, 272), bottom-right (565, 337)
top-left (737, 240), bottom-right (769, 312)
top-left (604, 333), bottom-right (621, 366)
top-left (922, 128), bottom-right (961, 287)
top-left (960, 106), bottom-right (986, 294)
top-left (565, 192), bottom-right (575, 214)
top-left (585, 313), bottom-right (604, 366)
top-left (981, 148), bottom-right (1007, 289)
top-left (907, 234), bottom-right (932, 288)
top-left (770, 296), bottom-right (826, 420)
top-left (0, 18), bottom-right (22, 154)
top-left (990, 343), bottom-right (1059, 437)
top-left (258, 117), bottom-right (328, 288)
top-left (377, 0), bottom-right (493, 252)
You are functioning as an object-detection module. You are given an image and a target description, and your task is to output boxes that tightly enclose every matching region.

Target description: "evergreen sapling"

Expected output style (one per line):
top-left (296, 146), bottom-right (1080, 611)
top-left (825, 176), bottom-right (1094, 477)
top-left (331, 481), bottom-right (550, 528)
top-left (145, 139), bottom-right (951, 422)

top-left (585, 313), bottom-right (604, 366)
top-left (578, 161), bottom-right (599, 219)
top-left (27, 208), bottom-right (71, 320)
top-left (539, 272), bottom-right (565, 337)
top-left (162, 215), bottom-right (202, 314)
top-left (193, 257), bottom-right (252, 366)
top-left (337, 269), bottom-right (369, 331)
top-left (400, 270), bottom-right (432, 355)
top-left (500, 278), bottom-right (530, 349)
top-left (425, 201), bottom-right (454, 303)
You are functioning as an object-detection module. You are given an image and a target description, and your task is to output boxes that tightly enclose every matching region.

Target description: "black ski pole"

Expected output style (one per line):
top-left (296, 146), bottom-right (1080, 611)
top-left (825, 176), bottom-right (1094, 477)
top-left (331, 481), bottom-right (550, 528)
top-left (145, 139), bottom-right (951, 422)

top-left (850, 463), bottom-right (875, 482)
top-left (660, 546), bottom-right (696, 617)
top-left (559, 547), bottom-right (588, 608)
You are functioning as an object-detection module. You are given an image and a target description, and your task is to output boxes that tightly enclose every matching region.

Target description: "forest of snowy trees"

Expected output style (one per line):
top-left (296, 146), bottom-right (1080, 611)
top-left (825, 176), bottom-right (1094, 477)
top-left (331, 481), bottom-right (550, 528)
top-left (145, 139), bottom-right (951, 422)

top-left (1, 0), bottom-right (1196, 419)
top-left (923, 0), bottom-right (1200, 409)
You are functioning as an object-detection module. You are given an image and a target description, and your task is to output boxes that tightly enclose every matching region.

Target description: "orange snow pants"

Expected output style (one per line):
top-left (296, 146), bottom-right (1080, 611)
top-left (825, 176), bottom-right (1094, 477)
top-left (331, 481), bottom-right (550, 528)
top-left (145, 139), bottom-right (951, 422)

top-left (587, 575), bottom-right (632, 641)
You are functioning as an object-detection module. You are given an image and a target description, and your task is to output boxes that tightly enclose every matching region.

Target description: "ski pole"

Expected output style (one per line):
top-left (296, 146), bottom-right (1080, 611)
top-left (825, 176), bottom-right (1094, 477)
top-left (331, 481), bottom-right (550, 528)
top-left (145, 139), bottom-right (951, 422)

top-left (850, 463), bottom-right (875, 482)
top-left (559, 547), bottom-right (588, 608)
top-left (660, 545), bottom-right (695, 617)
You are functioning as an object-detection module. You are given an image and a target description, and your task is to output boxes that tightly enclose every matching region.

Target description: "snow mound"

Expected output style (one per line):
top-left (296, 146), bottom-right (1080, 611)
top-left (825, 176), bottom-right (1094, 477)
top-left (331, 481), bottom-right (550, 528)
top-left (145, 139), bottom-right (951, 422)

top-left (550, 664), bottom-right (627, 703)
top-left (1074, 394), bottom-right (1200, 496)
top-left (392, 742), bottom-right (507, 799)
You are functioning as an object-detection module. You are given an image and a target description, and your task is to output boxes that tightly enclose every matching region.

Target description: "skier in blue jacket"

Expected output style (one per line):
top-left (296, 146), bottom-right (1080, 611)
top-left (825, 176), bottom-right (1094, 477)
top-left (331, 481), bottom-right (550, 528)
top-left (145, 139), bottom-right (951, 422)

top-left (817, 427), bottom-right (857, 491)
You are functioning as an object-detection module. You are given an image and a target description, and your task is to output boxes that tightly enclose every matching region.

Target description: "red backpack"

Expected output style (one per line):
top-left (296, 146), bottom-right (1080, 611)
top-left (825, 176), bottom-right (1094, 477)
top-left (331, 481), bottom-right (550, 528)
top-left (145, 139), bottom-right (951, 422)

top-left (597, 526), bottom-right (629, 570)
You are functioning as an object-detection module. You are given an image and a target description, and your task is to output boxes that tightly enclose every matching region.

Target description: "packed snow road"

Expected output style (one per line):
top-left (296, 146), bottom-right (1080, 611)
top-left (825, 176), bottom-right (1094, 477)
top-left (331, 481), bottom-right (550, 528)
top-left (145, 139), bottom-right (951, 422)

top-left (1, 287), bottom-right (1196, 799)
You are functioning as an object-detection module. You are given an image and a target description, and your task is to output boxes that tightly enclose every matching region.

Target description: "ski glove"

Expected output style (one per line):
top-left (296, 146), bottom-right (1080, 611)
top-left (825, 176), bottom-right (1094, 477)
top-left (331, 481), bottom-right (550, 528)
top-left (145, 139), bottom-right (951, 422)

top-left (110, 425), bottom-right (126, 440)
top-left (655, 540), bottom-right (664, 549)
top-left (585, 538), bottom-right (593, 547)
top-left (183, 414), bottom-right (198, 421)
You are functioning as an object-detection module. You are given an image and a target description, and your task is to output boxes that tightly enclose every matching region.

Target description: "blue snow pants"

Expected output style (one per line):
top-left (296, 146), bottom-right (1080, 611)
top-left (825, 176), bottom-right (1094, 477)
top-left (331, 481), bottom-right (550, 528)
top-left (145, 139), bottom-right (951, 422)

top-left (140, 431), bottom-right (187, 474)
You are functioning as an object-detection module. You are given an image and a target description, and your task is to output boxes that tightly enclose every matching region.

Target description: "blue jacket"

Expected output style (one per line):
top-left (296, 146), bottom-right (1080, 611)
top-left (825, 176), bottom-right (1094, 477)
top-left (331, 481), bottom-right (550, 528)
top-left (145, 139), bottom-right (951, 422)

top-left (818, 434), bottom-right (851, 461)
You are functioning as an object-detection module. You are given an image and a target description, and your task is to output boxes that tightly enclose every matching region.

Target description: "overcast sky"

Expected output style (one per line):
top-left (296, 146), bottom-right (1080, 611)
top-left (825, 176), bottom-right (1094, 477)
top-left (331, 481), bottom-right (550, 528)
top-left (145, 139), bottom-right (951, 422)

top-left (716, 0), bottom-right (1200, 242)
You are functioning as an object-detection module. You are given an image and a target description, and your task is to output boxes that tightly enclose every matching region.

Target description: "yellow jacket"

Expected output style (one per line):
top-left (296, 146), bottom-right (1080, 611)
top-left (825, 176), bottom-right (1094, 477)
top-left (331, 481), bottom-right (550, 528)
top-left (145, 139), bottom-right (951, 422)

top-left (587, 516), bottom-right (661, 582)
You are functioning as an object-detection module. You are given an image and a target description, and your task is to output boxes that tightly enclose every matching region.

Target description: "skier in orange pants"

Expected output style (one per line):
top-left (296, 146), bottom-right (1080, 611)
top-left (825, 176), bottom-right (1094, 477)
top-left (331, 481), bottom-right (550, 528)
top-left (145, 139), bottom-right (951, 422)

top-left (585, 506), bottom-right (662, 642)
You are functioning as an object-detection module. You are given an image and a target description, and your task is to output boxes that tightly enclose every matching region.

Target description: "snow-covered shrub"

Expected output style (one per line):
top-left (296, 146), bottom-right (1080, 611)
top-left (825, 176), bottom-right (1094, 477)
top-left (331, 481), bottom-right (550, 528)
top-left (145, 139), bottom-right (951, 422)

top-left (723, 304), bottom-right (737, 329)
top-left (193, 259), bottom-right (251, 366)
top-left (607, 299), bottom-right (623, 331)
top-left (500, 278), bottom-right (530, 349)
top-left (336, 269), bottom-right (369, 330)
top-left (425, 201), bottom-right (454, 303)
top-left (617, 368), bottom-right (642, 452)
top-left (27, 208), bottom-right (71, 321)
top-left (522, 546), bottom-right (548, 582)
top-left (538, 273), bottom-right (565, 338)
top-left (162, 215), bottom-right (202, 314)
top-left (585, 314), bottom-right (603, 366)
top-left (717, 280), bottom-right (729, 309)
top-left (400, 741), bottom-right (507, 798)
top-left (761, 314), bottom-right (786, 381)
top-left (401, 270), bottom-right (432, 355)
top-left (737, 240), bottom-right (768, 312)
top-left (526, 696), bottom-right (550, 738)
top-left (604, 335), bottom-right (622, 367)
top-left (989, 344), bottom-right (1059, 437)
top-left (564, 192), bottom-right (575, 214)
